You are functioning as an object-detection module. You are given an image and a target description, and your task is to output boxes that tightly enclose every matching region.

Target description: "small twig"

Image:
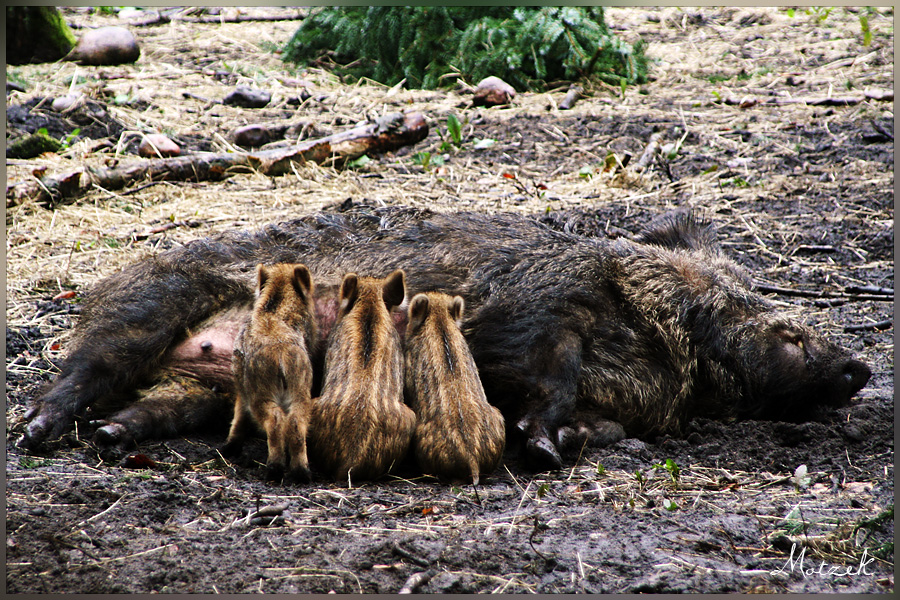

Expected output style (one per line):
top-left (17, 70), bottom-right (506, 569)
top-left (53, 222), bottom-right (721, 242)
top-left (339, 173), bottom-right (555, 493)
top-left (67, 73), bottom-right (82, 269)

top-left (120, 181), bottom-right (164, 196)
top-left (528, 515), bottom-right (550, 561)
top-left (392, 540), bottom-right (430, 568)
top-left (507, 479), bottom-right (532, 535)
top-left (634, 131), bottom-right (663, 172)
top-left (85, 494), bottom-right (127, 523)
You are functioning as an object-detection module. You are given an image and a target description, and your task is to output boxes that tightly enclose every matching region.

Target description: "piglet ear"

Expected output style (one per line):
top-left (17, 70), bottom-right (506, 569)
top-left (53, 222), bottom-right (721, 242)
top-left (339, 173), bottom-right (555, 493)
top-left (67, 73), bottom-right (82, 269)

top-left (256, 264), bottom-right (269, 292)
top-left (449, 295), bottom-right (465, 324)
top-left (292, 264), bottom-right (313, 299)
top-left (339, 273), bottom-right (359, 315)
top-left (382, 269), bottom-right (406, 309)
top-left (408, 294), bottom-right (429, 332)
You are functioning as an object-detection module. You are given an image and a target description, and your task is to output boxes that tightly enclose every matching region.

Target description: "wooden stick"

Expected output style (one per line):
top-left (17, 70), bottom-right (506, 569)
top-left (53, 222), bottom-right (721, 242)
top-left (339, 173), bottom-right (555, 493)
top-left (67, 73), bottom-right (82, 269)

top-left (718, 89), bottom-right (893, 107)
top-left (844, 320), bottom-right (892, 333)
top-left (7, 112), bottom-right (428, 207)
top-left (753, 282), bottom-right (893, 302)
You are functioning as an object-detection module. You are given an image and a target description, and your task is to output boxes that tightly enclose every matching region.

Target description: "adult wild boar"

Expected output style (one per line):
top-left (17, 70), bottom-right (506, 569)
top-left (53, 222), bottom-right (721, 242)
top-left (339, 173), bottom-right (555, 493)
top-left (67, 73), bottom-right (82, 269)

top-left (19, 204), bottom-right (871, 470)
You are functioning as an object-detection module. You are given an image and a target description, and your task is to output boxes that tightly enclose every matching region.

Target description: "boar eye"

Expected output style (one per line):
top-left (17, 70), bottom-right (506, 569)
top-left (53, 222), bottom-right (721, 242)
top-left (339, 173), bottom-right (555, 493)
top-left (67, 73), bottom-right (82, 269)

top-left (783, 332), bottom-right (804, 350)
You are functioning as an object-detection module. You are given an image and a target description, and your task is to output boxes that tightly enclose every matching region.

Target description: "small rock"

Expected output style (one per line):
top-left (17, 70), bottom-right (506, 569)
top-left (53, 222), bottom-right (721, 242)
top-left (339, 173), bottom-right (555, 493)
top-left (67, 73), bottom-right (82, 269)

top-left (139, 134), bottom-right (180, 158)
top-left (473, 76), bottom-right (516, 107)
top-left (117, 8), bottom-right (146, 20)
top-left (68, 27), bottom-right (140, 66)
top-left (223, 86), bottom-right (271, 108)
top-left (231, 124), bottom-right (269, 148)
top-left (7, 81), bottom-right (26, 94)
top-left (51, 93), bottom-right (83, 113)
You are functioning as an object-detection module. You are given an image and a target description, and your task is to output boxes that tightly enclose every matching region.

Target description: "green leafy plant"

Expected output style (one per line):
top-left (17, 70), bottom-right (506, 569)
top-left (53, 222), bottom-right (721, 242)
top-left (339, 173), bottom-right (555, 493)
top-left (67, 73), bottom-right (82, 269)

top-left (858, 11), bottom-right (872, 46)
top-left (446, 113), bottom-right (463, 146)
top-left (345, 154), bottom-right (371, 169)
top-left (652, 458), bottom-right (681, 485)
top-left (662, 498), bottom-right (679, 511)
top-left (282, 7), bottom-right (648, 91)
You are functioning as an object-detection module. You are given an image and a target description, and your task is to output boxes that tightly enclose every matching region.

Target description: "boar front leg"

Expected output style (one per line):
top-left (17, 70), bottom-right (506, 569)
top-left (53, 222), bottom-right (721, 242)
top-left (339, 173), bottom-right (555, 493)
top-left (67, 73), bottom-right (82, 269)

top-left (514, 331), bottom-right (583, 471)
top-left (93, 373), bottom-right (232, 448)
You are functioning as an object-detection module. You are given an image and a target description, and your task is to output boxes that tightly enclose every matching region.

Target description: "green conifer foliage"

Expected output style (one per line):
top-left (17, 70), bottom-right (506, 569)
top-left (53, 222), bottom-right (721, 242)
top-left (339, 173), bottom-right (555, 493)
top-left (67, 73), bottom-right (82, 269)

top-left (283, 6), bottom-right (647, 90)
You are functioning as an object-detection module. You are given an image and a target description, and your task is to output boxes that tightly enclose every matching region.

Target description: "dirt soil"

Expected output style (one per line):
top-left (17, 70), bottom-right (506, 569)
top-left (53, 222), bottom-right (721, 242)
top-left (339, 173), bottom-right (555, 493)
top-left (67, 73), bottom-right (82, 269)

top-left (5, 6), bottom-right (894, 593)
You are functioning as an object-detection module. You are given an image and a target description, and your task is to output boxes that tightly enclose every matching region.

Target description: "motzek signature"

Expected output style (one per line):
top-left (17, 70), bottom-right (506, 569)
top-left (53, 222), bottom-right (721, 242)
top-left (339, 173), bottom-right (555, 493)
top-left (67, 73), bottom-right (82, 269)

top-left (770, 543), bottom-right (876, 579)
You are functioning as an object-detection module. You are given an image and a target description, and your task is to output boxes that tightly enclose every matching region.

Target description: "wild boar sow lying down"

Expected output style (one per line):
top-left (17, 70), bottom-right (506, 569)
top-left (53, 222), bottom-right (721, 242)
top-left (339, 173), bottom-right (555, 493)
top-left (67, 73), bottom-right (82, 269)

top-left (20, 205), bottom-right (871, 470)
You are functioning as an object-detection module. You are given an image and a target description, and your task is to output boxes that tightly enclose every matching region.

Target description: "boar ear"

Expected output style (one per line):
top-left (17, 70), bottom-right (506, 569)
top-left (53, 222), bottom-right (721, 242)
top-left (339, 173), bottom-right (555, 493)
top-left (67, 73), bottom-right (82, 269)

top-left (408, 294), bottom-right (429, 331)
top-left (256, 264), bottom-right (269, 292)
top-left (449, 295), bottom-right (465, 323)
top-left (382, 270), bottom-right (406, 309)
top-left (339, 273), bottom-right (359, 315)
top-left (292, 264), bottom-right (313, 299)
top-left (636, 209), bottom-right (719, 252)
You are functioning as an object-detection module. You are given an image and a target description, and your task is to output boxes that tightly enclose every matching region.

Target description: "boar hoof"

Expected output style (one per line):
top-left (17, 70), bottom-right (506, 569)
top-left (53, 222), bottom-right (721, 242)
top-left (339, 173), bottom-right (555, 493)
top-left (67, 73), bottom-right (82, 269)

top-left (557, 419), bottom-right (626, 450)
top-left (94, 422), bottom-right (134, 448)
top-left (525, 435), bottom-right (563, 471)
top-left (19, 412), bottom-right (65, 451)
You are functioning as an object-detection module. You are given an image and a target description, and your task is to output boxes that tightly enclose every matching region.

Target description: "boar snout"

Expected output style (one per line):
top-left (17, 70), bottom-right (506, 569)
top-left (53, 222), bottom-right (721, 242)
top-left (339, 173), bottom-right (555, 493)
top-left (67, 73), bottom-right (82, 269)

top-left (836, 358), bottom-right (871, 405)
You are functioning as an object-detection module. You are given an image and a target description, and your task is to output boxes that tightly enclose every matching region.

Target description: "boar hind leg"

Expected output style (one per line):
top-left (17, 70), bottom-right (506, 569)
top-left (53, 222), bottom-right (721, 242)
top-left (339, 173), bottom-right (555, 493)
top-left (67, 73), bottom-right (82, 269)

top-left (556, 415), bottom-right (626, 453)
top-left (93, 374), bottom-right (231, 448)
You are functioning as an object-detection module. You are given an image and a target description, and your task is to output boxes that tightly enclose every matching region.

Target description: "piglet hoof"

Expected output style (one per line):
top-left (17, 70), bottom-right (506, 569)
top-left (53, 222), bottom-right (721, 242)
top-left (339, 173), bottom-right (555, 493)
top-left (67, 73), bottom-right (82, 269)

top-left (287, 465), bottom-right (312, 484)
top-left (93, 422), bottom-right (134, 448)
top-left (265, 463), bottom-right (285, 482)
top-left (525, 435), bottom-right (563, 471)
top-left (220, 439), bottom-right (242, 459)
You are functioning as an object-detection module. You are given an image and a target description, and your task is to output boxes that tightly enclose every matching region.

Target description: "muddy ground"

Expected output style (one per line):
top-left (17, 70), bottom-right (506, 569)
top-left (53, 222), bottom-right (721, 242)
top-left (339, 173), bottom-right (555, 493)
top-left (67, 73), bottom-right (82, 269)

top-left (5, 6), bottom-right (894, 593)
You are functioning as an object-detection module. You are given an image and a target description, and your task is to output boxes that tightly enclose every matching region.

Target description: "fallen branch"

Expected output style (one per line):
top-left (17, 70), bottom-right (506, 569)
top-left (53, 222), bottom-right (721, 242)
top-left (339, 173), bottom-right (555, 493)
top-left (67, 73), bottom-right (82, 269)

top-left (177, 13), bottom-right (306, 24)
top-left (719, 89), bottom-right (893, 108)
top-left (843, 320), bottom-right (892, 333)
top-left (7, 112), bottom-right (428, 208)
top-left (753, 282), bottom-right (893, 303)
top-left (76, 8), bottom-right (307, 27)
